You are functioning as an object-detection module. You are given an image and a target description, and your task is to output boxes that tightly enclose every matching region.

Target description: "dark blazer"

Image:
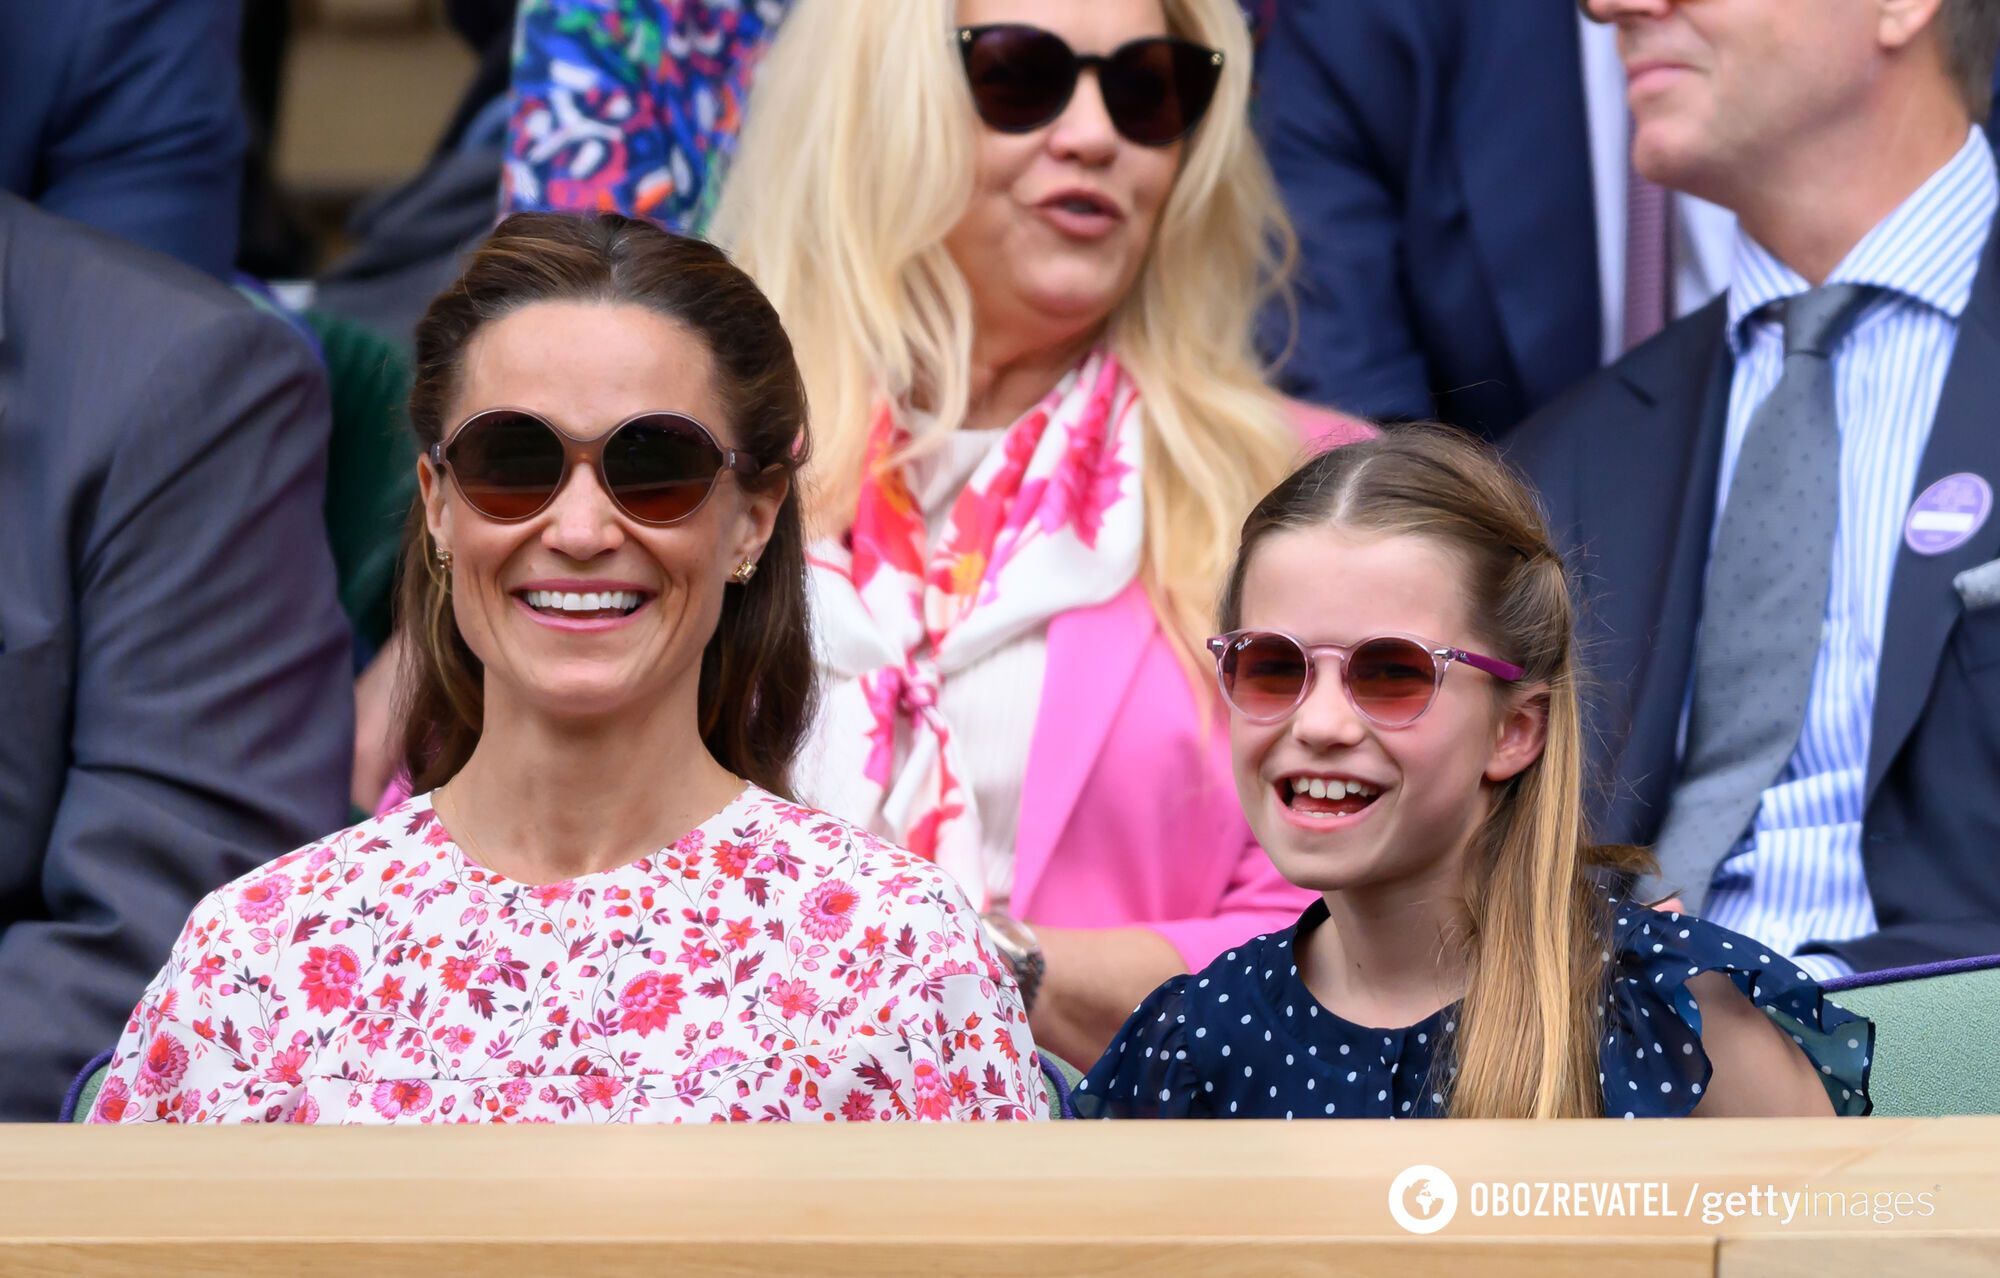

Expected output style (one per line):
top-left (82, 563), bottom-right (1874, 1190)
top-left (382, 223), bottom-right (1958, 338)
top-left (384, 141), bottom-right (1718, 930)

top-left (1256, 0), bottom-right (2000, 439)
top-left (0, 195), bottom-right (353, 1118)
top-left (1509, 222), bottom-right (2000, 973)
top-left (0, 0), bottom-right (245, 277)
top-left (1256, 0), bottom-right (1600, 437)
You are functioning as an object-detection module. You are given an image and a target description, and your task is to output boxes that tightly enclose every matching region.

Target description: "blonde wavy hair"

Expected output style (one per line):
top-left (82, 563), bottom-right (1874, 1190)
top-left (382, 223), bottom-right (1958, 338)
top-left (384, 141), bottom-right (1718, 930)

top-left (715, 0), bottom-right (1305, 661)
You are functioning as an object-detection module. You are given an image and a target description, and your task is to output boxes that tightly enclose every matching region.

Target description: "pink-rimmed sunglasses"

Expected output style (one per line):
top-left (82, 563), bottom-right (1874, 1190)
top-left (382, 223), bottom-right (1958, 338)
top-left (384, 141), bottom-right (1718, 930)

top-left (1206, 629), bottom-right (1526, 727)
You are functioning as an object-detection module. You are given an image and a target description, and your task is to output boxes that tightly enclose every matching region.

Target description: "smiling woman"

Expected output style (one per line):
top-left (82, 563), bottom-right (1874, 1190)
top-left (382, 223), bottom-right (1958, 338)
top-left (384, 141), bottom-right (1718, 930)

top-left (715, 0), bottom-right (1373, 1070)
top-left (85, 214), bottom-right (1046, 1124)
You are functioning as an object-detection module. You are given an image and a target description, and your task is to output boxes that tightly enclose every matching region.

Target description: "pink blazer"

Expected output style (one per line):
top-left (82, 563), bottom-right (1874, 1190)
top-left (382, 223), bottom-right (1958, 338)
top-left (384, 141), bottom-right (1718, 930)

top-left (1015, 407), bottom-right (1374, 968)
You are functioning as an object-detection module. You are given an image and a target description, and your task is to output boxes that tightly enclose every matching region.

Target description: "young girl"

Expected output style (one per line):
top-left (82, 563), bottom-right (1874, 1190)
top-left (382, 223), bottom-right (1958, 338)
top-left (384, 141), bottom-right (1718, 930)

top-left (1075, 429), bottom-right (1873, 1119)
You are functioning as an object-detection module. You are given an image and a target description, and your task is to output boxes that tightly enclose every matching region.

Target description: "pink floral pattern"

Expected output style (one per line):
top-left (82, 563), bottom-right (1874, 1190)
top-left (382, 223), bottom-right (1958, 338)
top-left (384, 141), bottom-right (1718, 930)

top-left (802, 348), bottom-right (1144, 906)
top-left (93, 787), bottom-right (1043, 1124)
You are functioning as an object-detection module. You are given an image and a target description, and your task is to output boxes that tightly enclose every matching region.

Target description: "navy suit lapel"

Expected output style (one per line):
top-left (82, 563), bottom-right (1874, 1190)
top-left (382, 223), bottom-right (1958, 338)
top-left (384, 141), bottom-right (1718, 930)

top-left (1866, 224), bottom-right (2000, 801)
top-left (1578, 301), bottom-right (1734, 845)
top-left (1452, 0), bottom-right (1600, 410)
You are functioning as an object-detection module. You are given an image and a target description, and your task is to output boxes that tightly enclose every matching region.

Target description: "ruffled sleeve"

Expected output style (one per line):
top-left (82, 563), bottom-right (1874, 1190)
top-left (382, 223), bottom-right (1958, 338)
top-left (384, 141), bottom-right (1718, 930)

top-left (1074, 977), bottom-right (1200, 1119)
top-left (1600, 901), bottom-right (1874, 1118)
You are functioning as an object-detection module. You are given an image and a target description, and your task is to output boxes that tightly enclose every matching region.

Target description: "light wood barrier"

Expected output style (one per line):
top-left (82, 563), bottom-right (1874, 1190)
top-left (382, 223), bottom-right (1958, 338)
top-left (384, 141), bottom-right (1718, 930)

top-left (2, 1117), bottom-right (1996, 1276)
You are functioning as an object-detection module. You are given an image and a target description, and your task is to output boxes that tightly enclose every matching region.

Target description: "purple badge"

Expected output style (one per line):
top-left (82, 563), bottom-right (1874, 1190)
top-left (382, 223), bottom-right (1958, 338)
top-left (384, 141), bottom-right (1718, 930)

top-left (1904, 473), bottom-right (1993, 556)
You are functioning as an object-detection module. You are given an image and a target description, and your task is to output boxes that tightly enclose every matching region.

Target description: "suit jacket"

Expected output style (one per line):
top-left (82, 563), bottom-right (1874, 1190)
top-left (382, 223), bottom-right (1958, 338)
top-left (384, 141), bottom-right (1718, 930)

top-left (1256, 0), bottom-right (1600, 438)
top-left (0, 195), bottom-right (353, 1119)
top-left (0, 0), bottom-right (244, 277)
top-left (1013, 409), bottom-right (1372, 967)
top-left (1508, 223), bottom-right (2000, 973)
top-left (1256, 0), bottom-right (2000, 440)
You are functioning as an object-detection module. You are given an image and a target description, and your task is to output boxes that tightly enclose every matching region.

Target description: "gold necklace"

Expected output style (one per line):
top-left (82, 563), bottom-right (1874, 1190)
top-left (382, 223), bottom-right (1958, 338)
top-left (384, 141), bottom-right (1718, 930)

top-left (441, 782), bottom-right (499, 873)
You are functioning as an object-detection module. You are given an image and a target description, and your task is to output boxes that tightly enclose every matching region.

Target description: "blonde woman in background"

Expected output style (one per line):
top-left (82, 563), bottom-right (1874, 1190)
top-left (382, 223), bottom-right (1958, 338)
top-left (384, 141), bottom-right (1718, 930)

top-left (717, 0), bottom-right (1370, 1066)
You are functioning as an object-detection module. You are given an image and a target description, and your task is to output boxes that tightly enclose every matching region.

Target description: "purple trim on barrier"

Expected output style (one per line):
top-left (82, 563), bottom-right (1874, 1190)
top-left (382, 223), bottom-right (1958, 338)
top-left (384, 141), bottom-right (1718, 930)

top-left (1821, 951), bottom-right (2000, 994)
top-left (58, 1049), bottom-right (114, 1123)
top-left (1037, 1049), bottom-right (1077, 1120)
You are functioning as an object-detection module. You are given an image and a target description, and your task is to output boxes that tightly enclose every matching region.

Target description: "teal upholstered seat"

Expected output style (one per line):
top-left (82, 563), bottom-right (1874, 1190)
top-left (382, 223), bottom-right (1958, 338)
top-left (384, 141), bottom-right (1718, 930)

top-left (1823, 958), bottom-right (2000, 1116)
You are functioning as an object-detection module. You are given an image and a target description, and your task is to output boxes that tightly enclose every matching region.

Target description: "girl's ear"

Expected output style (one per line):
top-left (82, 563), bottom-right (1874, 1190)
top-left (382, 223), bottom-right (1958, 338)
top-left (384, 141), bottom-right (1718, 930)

top-left (1484, 685), bottom-right (1549, 784)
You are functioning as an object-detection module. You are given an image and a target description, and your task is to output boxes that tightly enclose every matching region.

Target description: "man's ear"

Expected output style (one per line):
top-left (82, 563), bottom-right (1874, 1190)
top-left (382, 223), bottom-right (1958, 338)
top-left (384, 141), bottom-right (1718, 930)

top-left (1877, 0), bottom-right (1948, 54)
top-left (1485, 685), bottom-right (1550, 784)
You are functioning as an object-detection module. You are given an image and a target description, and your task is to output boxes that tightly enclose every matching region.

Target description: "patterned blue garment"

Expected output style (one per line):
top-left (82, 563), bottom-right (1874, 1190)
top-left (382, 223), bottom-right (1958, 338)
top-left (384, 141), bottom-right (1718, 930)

top-left (1699, 128), bottom-right (2000, 979)
top-left (1075, 893), bottom-right (1874, 1119)
top-left (504, 0), bottom-right (1275, 235)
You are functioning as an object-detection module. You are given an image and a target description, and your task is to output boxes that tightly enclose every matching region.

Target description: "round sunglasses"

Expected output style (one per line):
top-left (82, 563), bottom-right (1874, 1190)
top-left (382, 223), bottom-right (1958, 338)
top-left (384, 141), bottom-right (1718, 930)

top-left (957, 24), bottom-right (1224, 147)
top-left (1206, 630), bottom-right (1526, 728)
top-left (429, 408), bottom-right (764, 526)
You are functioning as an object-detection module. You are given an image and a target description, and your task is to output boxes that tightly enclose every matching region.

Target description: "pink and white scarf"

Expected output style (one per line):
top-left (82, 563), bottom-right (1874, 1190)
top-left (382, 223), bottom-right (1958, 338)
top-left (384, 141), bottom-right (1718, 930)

top-left (803, 348), bottom-right (1145, 905)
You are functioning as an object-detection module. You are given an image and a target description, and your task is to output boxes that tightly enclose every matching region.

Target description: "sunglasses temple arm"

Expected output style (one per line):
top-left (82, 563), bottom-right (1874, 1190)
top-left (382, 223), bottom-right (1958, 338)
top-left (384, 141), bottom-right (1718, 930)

top-left (1451, 649), bottom-right (1527, 683)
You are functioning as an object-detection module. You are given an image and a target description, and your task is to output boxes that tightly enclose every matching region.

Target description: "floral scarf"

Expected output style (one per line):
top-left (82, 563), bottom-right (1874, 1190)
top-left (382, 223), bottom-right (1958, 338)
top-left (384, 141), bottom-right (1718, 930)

top-left (803, 348), bottom-right (1146, 906)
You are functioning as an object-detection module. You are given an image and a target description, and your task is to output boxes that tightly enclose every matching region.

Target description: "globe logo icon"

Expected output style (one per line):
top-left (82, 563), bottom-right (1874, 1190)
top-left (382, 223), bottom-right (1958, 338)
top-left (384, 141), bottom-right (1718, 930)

top-left (1387, 1164), bottom-right (1458, 1234)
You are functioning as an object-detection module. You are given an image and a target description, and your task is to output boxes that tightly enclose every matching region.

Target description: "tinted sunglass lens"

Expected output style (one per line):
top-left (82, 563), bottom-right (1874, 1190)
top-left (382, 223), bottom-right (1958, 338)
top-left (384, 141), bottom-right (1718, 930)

top-left (1221, 633), bottom-right (1311, 720)
top-left (1347, 638), bottom-right (1439, 726)
top-left (1104, 39), bottom-right (1220, 145)
top-left (602, 415), bottom-right (724, 524)
top-left (962, 26), bottom-right (1077, 132)
top-left (448, 412), bottom-right (566, 519)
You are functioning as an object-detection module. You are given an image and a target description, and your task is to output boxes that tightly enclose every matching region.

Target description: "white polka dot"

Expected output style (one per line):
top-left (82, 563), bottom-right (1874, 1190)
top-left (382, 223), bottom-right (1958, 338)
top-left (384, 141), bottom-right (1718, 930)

top-left (1222, 1045), bottom-right (1232, 1057)
top-left (1176, 1050), bottom-right (1187, 1061)
top-left (1229, 1101), bottom-right (1238, 1113)
top-left (1401, 1100), bottom-right (1411, 1112)
top-left (1306, 1078), bottom-right (1316, 1090)
top-left (1195, 1027), bottom-right (1207, 1039)
top-left (1240, 1014), bottom-right (1252, 1025)
top-left (1682, 1043), bottom-right (1693, 1055)
top-left (1245, 1065), bottom-right (1254, 1077)
top-left (1270, 1086), bottom-right (1278, 1098)
top-left (1339, 1044), bottom-right (1350, 1055)
top-left (1847, 1038), bottom-right (1859, 1049)
top-left (1218, 994), bottom-right (1229, 1003)
top-left (1377, 1089), bottom-right (1387, 1102)
top-left (1347, 1071), bottom-right (1358, 1082)
top-left (1226, 952), bottom-right (1237, 961)
top-left (1204, 1082), bottom-right (1214, 1093)
top-left (1284, 1110), bottom-right (1293, 1120)
top-left (1285, 1054), bottom-right (1294, 1066)
top-left (1160, 1089), bottom-right (1172, 1102)
top-left (1760, 954), bottom-right (1771, 963)
top-left (1417, 1033), bottom-right (1427, 1044)
top-left (1691, 1083), bottom-right (1702, 1095)
top-left (1325, 1103), bottom-right (1336, 1114)
top-left (1198, 979), bottom-right (1210, 988)
top-left (1660, 1082), bottom-right (1672, 1093)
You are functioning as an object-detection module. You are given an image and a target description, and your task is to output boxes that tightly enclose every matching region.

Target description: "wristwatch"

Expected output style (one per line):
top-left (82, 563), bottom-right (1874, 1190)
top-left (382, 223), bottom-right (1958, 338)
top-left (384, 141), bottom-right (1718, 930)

top-left (982, 910), bottom-right (1046, 1014)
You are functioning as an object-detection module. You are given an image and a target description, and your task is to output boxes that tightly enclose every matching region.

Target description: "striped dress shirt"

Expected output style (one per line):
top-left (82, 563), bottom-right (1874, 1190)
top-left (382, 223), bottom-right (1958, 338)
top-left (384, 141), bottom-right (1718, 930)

top-left (1698, 129), bottom-right (1999, 979)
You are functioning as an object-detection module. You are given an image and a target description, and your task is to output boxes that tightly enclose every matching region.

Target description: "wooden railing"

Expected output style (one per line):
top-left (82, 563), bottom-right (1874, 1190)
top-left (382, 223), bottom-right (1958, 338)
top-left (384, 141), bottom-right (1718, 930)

top-left (3, 1117), bottom-right (1996, 1276)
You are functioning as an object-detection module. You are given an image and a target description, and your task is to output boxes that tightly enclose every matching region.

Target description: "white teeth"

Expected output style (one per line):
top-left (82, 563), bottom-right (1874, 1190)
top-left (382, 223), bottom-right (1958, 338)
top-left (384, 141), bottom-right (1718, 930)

top-left (523, 589), bottom-right (643, 614)
top-left (1286, 776), bottom-right (1381, 801)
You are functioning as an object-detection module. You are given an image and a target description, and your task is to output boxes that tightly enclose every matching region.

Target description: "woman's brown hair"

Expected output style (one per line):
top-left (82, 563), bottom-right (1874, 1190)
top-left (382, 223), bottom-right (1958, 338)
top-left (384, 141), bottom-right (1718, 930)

top-left (396, 211), bottom-right (816, 799)
top-left (1218, 426), bottom-right (1651, 1118)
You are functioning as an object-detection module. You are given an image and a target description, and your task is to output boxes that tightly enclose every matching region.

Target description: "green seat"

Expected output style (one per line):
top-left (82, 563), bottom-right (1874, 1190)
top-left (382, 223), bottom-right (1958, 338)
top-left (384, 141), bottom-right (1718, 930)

top-left (1824, 959), bottom-right (2000, 1116)
top-left (301, 309), bottom-right (417, 656)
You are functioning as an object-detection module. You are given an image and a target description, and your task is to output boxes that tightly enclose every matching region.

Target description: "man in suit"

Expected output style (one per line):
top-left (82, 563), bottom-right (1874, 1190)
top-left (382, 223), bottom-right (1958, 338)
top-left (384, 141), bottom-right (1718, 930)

top-left (1512, 0), bottom-right (2000, 973)
top-left (0, 0), bottom-right (244, 277)
top-left (1256, 0), bottom-right (2000, 438)
top-left (0, 194), bottom-right (353, 1118)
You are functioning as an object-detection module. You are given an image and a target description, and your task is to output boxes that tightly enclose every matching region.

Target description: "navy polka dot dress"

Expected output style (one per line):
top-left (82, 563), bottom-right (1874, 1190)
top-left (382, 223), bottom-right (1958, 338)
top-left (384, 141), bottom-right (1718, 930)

top-left (1075, 893), bottom-right (1874, 1119)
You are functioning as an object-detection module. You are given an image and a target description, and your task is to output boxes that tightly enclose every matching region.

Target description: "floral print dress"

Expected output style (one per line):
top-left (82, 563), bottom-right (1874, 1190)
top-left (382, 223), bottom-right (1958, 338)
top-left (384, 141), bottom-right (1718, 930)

top-left (92, 786), bottom-right (1044, 1123)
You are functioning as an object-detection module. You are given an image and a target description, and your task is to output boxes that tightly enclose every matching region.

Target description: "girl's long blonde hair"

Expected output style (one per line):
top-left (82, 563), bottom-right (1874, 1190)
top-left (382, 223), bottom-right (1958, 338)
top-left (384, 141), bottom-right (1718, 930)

top-left (715, 0), bottom-right (1304, 659)
top-left (1218, 429), bottom-right (1654, 1118)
